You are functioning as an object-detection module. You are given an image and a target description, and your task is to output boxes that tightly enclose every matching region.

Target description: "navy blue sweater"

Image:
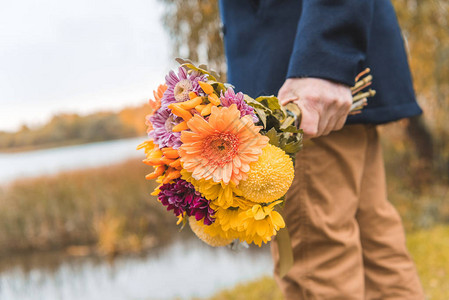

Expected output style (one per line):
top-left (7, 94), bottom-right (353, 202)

top-left (219, 0), bottom-right (422, 124)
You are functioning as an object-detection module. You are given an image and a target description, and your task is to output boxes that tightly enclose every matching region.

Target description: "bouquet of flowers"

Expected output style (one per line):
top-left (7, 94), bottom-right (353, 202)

top-left (138, 59), bottom-right (375, 248)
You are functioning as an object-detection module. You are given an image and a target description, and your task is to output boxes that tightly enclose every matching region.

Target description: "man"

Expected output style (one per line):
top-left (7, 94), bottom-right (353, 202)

top-left (219, 0), bottom-right (424, 299)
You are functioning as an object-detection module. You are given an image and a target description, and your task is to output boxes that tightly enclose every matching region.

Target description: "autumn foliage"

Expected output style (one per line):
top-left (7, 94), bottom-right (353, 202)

top-left (0, 104), bottom-right (150, 151)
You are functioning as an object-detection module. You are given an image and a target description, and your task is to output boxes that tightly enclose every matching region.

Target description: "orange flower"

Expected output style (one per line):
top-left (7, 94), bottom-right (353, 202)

top-left (179, 104), bottom-right (268, 185)
top-left (151, 84), bottom-right (166, 113)
top-left (145, 84), bottom-right (167, 133)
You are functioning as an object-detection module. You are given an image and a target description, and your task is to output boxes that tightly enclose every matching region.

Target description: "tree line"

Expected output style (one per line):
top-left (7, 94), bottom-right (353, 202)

top-left (0, 105), bottom-right (150, 151)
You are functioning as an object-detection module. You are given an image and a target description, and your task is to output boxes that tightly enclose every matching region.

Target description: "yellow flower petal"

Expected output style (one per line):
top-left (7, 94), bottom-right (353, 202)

top-left (270, 211), bottom-right (286, 229)
top-left (189, 217), bottom-right (233, 247)
top-left (238, 144), bottom-right (294, 203)
top-left (252, 205), bottom-right (267, 220)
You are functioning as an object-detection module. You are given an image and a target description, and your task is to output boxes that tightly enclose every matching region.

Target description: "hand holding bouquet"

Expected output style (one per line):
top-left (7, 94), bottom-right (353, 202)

top-left (138, 59), bottom-right (375, 248)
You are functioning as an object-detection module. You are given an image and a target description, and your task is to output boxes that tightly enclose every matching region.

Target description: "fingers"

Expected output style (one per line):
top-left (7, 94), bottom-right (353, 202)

top-left (318, 114), bottom-right (333, 136)
top-left (297, 102), bottom-right (320, 139)
top-left (296, 96), bottom-right (343, 138)
top-left (319, 99), bottom-right (351, 136)
top-left (334, 104), bottom-right (350, 131)
top-left (278, 78), bottom-right (352, 139)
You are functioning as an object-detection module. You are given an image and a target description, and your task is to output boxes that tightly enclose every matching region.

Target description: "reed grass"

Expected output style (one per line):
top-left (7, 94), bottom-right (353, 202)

top-left (0, 159), bottom-right (178, 256)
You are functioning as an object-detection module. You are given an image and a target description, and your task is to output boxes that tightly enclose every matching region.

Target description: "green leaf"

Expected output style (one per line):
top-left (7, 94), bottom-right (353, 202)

top-left (283, 139), bottom-right (303, 154)
top-left (209, 81), bottom-right (227, 94)
top-left (244, 95), bottom-right (270, 110)
top-left (277, 227), bottom-right (294, 278)
top-left (184, 63), bottom-right (218, 81)
top-left (224, 83), bottom-right (234, 89)
top-left (254, 95), bottom-right (285, 118)
top-left (266, 115), bottom-right (281, 131)
top-left (175, 58), bottom-right (219, 81)
top-left (280, 116), bottom-right (295, 129)
top-left (255, 95), bottom-right (281, 110)
top-left (279, 134), bottom-right (287, 149)
top-left (280, 124), bottom-right (302, 134)
top-left (265, 128), bottom-right (280, 147)
top-left (197, 64), bottom-right (221, 79)
top-left (253, 107), bottom-right (267, 128)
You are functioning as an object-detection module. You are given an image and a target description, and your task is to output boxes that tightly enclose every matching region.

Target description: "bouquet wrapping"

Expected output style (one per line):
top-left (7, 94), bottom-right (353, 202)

top-left (138, 59), bottom-right (375, 248)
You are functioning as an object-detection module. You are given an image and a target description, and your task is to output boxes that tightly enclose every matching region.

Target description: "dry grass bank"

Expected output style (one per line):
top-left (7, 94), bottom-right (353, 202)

top-left (0, 159), bottom-right (178, 257)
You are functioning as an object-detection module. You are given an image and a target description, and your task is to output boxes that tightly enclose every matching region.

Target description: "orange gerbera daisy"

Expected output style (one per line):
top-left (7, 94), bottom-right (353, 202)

top-left (145, 84), bottom-right (167, 133)
top-left (179, 104), bottom-right (268, 185)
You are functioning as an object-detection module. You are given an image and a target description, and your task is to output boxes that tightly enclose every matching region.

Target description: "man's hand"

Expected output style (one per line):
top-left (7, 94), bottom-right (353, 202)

top-left (278, 78), bottom-right (352, 139)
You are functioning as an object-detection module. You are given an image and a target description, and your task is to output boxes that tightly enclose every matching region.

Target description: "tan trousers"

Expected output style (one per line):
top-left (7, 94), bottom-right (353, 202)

top-left (271, 124), bottom-right (424, 300)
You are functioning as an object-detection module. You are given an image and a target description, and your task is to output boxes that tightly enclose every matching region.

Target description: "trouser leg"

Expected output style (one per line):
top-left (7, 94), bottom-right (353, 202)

top-left (272, 125), bottom-right (368, 299)
top-left (356, 126), bottom-right (424, 300)
top-left (271, 124), bottom-right (424, 299)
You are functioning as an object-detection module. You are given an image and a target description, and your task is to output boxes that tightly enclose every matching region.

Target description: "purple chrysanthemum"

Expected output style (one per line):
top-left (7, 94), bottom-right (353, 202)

top-left (220, 88), bottom-right (259, 123)
top-left (148, 106), bottom-right (183, 149)
top-left (189, 196), bottom-right (215, 225)
top-left (162, 67), bottom-right (207, 107)
top-left (158, 179), bottom-right (215, 225)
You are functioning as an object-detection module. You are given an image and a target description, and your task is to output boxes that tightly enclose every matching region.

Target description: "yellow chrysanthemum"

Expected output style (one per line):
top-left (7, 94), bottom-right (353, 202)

top-left (238, 200), bottom-right (286, 246)
top-left (188, 197), bottom-right (285, 247)
top-left (212, 206), bottom-right (242, 231)
top-left (181, 169), bottom-right (242, 208)
top-left (210, 196), bottom-right (255, 230)
top-left (229, 196), bottom-right (256, 210)
top-left (188, 217), bottom-right (233, 247)
top-left (238, 144), bottom-right (294, 203)
top-left (207, 197), bottom-right (285, 247)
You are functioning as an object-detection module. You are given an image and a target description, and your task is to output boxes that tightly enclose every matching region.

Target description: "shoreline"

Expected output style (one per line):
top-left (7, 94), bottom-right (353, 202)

top-left (0, 135), bottom-right (147, 154)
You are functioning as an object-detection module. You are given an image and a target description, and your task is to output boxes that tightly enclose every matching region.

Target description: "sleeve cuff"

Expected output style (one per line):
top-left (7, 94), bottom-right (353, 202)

top-left (287, 43), bottom-right (364, 87)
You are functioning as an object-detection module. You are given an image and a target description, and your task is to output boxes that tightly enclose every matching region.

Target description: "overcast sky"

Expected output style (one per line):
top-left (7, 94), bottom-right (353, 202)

top-left (0, 0), bottom-right (174, 132)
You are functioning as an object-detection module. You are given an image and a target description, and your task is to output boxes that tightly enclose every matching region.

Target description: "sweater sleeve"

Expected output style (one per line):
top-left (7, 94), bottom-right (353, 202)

top-left (287, 0), bottom-right (374, 86)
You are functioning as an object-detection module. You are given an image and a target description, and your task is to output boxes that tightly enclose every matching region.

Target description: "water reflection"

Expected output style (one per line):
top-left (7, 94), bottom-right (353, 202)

top-left (0, 137), bottom-right (145, 183)
top-left (0, 237), bottom-right (273, 300)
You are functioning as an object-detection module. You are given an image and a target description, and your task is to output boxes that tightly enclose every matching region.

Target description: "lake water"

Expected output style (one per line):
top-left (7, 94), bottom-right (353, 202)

top-left (0, 137), bottom-right (146, 184)
top-left (0, 139), bottom-right (275, 299)
top-left (0, 238), bottom-right (273, 300)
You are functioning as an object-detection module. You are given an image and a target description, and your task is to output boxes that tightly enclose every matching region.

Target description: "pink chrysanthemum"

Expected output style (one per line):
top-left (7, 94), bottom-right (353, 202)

top-left (148, 106), bottom-right (183, 149)
top-left (162, 67), bottom-right (207, 107)
top-left (220, 87), bottom-right (259, 123)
